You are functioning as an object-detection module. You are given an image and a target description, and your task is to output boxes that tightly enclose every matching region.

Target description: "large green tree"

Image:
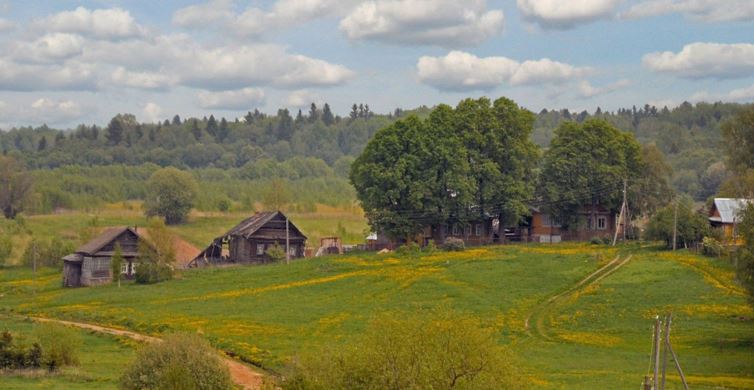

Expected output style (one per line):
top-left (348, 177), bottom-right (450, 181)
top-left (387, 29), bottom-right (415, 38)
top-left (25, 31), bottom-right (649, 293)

top-left (722, 105), bottom-right (754, 174)
top-left (144, 167), bottom-right (198, 224)
top-left (0, 155), bottom-right (34, 219)
top-left (539, 119), bottom-right (642, 231)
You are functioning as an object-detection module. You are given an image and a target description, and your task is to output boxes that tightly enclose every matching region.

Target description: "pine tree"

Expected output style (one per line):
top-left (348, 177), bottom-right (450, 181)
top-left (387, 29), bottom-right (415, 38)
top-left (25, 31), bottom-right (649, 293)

top-left (217, 117), bottom-right (229, 142)
top-left (308, 103), bottom-right (319, 122)
top-left (206, 115), bottom-right (218, 137)
top-left (322, 103), bottom-right (335, 126)
top-left (191, 119), bottom-right (201, 141)
top-left (37, 136), bottom-right (47, 151)
top-left (106, 117), bottom-right (124, 145)
top-left (295, 109), bottom-right (304, 125)
top-left (172, 115), bottom-right (181, 126)
top-left (350, 104), bottom-right (358, 120)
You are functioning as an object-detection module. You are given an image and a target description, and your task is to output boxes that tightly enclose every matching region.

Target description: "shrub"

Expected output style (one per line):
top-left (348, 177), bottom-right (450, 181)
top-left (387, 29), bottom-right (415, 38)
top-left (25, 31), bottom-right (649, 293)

top-left (589, 237), bottom-right (603, 245)
top-left (217, 197), bottom-right (231, 213)
top-left (120, 333), bottom-right (233, 390)
top-left (395, 242), bottom-right (421, 256)
top-left (33, 323), bottom-right (80, 370)
top-left (266, 242), bottom-right (286, 262)
top-left (283, 310), bottom-right (523, 390)
top-left (443, 237), bottom-right (465, 251)
top-left (702, 236), bottom-right (724, 257)
top-left (423, 239), bottom-right (438, 254)
top-left (0, 235), bottom-right (12, 265)
top-left (134, 262), bottom-right (173, 284)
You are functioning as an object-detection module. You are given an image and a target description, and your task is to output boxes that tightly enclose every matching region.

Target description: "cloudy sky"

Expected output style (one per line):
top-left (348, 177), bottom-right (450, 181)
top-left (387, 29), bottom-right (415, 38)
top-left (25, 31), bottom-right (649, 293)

top-left (0, 0), bottom-right (752, 128)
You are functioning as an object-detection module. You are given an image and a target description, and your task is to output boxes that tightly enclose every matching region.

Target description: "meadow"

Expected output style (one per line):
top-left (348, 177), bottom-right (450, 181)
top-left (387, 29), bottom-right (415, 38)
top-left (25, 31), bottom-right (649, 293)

top-left (1, 241), bottom-right (752, 389)
top-left (0, 315), bottom-right (136, 389)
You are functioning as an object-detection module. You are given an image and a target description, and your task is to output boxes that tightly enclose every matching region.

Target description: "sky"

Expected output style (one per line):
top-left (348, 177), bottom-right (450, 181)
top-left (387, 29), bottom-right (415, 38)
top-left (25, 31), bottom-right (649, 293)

top-left (0, 0), bottom-right (753, 128)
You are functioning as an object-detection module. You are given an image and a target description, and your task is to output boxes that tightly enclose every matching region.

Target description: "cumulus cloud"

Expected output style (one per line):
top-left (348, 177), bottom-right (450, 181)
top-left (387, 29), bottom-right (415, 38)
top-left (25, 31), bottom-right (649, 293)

top-left (340, 0), bottom-right (503, 47)
top-left (13, 33), bottom-right (84, 63)
top-left (197, 88), bottom-right (266, 110)
top-left (26, 97), bottom-right (82, 124)
top-left (691, 84), bottom-right (754, 103)
top-left (177, 44), bottom-right (355, 90)
top-left (33, 7), bottom-right (146, 40)
top-left (417, 51), bottom-right (588, 91)
top-left (110, 67), bottom-right (176, 90)
top-left (577, 79), bottom-right (631, 98)
top-left (517, 0), bottom-right (622, 29)
top-left (174, 0), bottom-right (358, 36)
top-left (643, 42), bottom-right (754, 79)
top-left (142, 102), bottom-right (163, 123)
top-left (622, 0), bottom-right (754, 22)
top-left (0, 60), bottom-right (97, 91)
top-left (0, 18), bottom-right (14, 32)
top-left (286, 89), bottom-right (320, 108)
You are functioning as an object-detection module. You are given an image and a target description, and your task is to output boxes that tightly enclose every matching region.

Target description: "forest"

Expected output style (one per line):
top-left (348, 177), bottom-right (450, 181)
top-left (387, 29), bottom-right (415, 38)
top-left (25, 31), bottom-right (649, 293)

top-left (0, 100), bottom-right (749, 214)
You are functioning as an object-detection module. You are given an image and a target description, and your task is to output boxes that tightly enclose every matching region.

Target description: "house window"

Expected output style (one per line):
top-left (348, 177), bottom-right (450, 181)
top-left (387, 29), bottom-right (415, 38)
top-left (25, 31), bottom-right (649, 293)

top-left (452, 224), bottom-right (460, 236)
top-left (541, 214), bottom-right (561, 227)
top-left (475, 224), bottom-right (482, 236)
top-left (597, 216), bottom-right (607, 230)
top-left (256, 244), bottom-right (265, 255)
top-left (120, 261), bottom-right (128, 274)
top-left (288, 246), bottom-right (296, 257)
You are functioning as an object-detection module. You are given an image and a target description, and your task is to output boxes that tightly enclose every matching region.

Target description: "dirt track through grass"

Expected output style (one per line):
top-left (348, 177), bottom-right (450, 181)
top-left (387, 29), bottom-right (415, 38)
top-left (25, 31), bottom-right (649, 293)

top-left (30, 317), bottom-right (265, 390)
top-left (525, 254), bottom-right (632, 341)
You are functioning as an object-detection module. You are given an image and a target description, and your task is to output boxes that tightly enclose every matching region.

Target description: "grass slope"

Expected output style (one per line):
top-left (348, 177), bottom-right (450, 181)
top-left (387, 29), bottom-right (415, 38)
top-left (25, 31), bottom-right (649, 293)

top-left (0, 316), bottom-right (136, 389)
top-left (1, 243), bottom-right (752, 389)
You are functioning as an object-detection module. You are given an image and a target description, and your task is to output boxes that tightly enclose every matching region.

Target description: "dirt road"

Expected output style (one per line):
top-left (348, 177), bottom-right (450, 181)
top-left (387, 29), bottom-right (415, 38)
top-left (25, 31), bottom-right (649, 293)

top-left (32, 316), bottom-right (265, 389)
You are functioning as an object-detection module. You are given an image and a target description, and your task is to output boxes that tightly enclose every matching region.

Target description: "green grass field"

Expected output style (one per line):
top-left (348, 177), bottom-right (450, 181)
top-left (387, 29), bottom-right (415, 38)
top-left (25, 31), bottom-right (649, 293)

top-left (0, 315), bottom-right (136, 389)
top-left (1, 242), bottom-right (752, 388)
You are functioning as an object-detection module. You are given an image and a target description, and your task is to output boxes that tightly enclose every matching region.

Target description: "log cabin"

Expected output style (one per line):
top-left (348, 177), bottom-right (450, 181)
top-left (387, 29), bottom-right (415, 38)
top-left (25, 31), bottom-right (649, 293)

top-left (62, 227), bottom-right (146, 287)
top-left (190, 211), bottom-right (307, 266)
top-left (709, 198), bottom-right (752, 245)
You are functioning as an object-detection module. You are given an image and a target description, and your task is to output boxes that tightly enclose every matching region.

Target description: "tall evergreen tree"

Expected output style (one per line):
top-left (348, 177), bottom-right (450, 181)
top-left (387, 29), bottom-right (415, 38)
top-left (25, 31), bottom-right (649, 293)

top-left (37, 137), bottom-right (47, 151)
top-left (322, 103), bottom-right (335, 126)
top-left (308, 103), bottom-right (319, 122)
top-left (172, 115), bottom-right (181, 126)
top-left (106, 116), bottom-right (124, 145)
top-left (206, 115), bottom-right (218, 137)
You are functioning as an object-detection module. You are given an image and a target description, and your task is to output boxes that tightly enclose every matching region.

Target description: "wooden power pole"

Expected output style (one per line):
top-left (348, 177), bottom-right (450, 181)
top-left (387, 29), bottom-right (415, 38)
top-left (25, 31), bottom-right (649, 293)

top-left (653, 316), bottom-right (661, 389)
top-left (672, 199), bottom-right (678, 251)
top-left (285, 215), bottom-right (290, 265)
top-left (612, 178), bottom-right (628, 246)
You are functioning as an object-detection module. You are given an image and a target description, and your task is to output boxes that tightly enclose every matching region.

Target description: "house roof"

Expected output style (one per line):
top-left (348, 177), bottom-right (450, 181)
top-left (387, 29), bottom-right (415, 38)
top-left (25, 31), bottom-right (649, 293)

top-left (710, 198), bottom-right (752, 224)
top-left (225, 211), bottom-right (306, 239)
top-left (75, 226), bottom-right (140, 256)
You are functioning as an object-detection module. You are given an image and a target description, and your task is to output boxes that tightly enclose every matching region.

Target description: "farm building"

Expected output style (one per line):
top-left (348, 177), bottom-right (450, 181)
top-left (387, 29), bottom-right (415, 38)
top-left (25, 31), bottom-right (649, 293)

top-left (709, 198), bottom-right (752, 244)
top-left (190, 211), bottom-right (307, 266)
top-left (62, 227), bottom-right (146, 287)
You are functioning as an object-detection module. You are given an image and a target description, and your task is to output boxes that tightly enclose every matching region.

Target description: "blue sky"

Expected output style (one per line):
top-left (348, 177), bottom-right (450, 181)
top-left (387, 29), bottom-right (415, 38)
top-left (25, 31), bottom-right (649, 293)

top-left (0, 0), bottom-right (752, 128)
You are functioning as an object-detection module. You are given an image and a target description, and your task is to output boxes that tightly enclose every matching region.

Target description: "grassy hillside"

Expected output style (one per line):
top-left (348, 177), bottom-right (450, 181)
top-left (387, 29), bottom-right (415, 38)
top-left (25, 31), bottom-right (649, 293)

top-left (1, 243), bottom-right (752, 388)
top-left (0, 316), bottom-right (136, 389)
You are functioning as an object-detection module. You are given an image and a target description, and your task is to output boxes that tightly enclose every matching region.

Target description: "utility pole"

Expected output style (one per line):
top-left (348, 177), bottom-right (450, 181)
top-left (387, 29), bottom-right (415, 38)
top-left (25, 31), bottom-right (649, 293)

top-left (612, 178), bottom-right (627, 246)
top-left (653, 316), bottom-right (661, 389)
top-left (660, 314), bottom-right (671, 389)
top-left (285, 215), bottom-right (290, 265)
top-left (672, 198), bottom-right (678, 251)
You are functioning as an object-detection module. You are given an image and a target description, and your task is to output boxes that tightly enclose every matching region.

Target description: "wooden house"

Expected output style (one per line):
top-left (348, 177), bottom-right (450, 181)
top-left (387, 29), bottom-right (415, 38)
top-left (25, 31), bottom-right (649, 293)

top-left (190, 211), bottom-right (307, 266)
top-left (528, 205), bottom-right (617, 243)
top-left (62, 227), bottom-right (145, 287)
top-left (709, 198), bottom-right (752, 244)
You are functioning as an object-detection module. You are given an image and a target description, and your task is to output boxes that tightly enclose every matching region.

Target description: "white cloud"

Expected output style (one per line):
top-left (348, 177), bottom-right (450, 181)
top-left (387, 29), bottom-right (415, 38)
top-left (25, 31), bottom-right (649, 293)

top-left (177, 44), bottom-right (355, 90)
top-left (27, 98), bottom-right (84, 124)
top-left (417, 51), bottom-right (588, 91)
top-left (286, 89), bottom-right (320, 108)
top-left (174, 0), bottom-right (358, 36)
top-left (0, 59), bottom-right (97, 91)
top-left (691, 84), bottom-right (754, 103)
top-left (13, 33), bottom-right (84, 63)
top-left (0, 17), bottom-right (14, 32)
top-left (622, 0), bottom-right (754, 22)
top-left (643, 42), bottom-right (754, 79)
top-left (142, 102), bottom-right (163, 123)
top-left (110, 67), bottom-right (176, 90)
top-left (517, 0), bottom-right (622, 29)
top-left (577, 79), bottom-right (631, 98)
top-left (33, 7), bottom-right (146, 40)
top-left (197, 88), bottom-right (266, 110)
top-left (340, 0), bottom-right (504, 47)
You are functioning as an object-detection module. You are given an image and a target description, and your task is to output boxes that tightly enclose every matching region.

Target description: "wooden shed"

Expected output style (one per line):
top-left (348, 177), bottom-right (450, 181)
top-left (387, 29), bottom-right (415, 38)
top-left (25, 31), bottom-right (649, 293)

top-left (709, 198), bottom-right (752, 244)
top-left (62, 227), bottom-right (145, 287)
top-left (190, 211), bottom-right (307, 266)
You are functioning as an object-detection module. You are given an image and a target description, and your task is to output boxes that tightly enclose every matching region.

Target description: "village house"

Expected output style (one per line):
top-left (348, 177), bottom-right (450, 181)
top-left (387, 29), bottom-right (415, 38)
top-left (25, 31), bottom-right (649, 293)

top-left (62, 226), bottom-right (146, 287)
top-left (190, 211), bottom-right (307, 266)
top-left (709, 198), bottom-right (752, 244)
top-left (527, 205), bottom-right (618, 243)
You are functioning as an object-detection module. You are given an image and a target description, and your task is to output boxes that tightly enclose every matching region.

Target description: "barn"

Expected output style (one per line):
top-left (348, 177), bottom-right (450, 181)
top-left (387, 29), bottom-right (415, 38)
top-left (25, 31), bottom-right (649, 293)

top-left (190, 211), bottom-right (307, 266)
top-left (62, 227), bottom-right (146, 287)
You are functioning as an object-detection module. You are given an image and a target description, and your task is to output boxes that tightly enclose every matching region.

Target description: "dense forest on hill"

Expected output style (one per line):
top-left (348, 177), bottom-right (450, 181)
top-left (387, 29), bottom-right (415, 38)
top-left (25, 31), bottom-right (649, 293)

top-left (0, 101), bottom-right (749, 213)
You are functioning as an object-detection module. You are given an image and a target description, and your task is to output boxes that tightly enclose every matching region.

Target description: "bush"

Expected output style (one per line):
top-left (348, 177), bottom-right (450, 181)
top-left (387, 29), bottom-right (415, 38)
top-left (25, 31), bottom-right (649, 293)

top-left (395, 242), bottom-right (420, 256)
top-left (443, 237), bottom-right (465, 251)
top-left (702, 236), bottom-right (725, 257)
top-left (266, 242), bottom-right (286, 262)
top-left (134, 262), bottom-right (173, 284)
top-left (589, 237), bottom-right (603, 245)
top-left (423, 239), bottom-right (438, 254)
top-left (120, 333), bottom-right (233, 390)
top-left (283, 310), bottom-right (523, 390)
top-left (33, 323), bottom-right (80, 370)
top-left (0, 235), bottom-right (12, 265)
